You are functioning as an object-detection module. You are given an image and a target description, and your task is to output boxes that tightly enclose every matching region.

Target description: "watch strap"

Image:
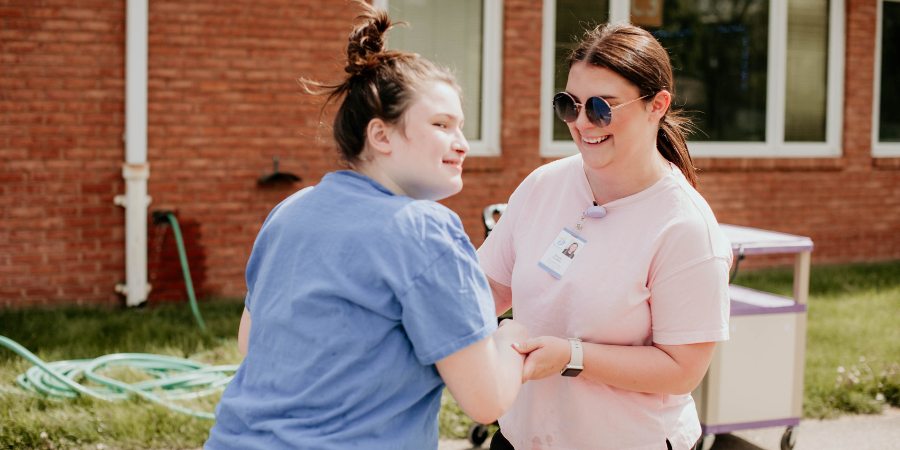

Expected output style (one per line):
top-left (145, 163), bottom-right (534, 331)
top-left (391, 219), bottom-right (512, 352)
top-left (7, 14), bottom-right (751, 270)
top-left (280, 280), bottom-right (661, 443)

top-left (567, 338), bottom-right (583, 367)
top-left (560, 338), bottom-right (583, 376)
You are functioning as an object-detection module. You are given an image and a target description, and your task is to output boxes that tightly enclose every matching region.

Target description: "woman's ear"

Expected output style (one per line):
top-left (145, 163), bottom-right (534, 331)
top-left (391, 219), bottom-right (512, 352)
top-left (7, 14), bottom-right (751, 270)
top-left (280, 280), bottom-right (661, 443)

top-left (366, 118), bottom-right (393, 156)
top-left (648, 90), bottom-right (672, 122)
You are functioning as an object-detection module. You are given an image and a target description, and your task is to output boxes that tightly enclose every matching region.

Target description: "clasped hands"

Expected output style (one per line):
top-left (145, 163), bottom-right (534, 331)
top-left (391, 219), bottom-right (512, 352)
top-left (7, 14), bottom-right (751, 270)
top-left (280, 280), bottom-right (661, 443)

top-left (499, 319), bottom-right (574, 383)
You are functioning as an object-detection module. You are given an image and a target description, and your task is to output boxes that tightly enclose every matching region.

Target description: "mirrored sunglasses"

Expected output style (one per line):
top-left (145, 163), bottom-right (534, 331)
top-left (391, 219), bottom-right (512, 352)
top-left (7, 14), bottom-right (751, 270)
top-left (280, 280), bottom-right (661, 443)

top-left (552, 92), bottom-right (652, 128)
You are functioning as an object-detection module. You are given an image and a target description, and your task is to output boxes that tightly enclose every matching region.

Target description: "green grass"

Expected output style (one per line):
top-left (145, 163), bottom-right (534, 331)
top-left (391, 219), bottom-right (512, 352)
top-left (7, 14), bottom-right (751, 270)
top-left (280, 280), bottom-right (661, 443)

top-left (0, 301), bottom-right (245, 450)
top-left (0, 302), bottom-right (245, 364)
top-left (439, 387), bottom-right (498, 440)
top-left (1, 260), bottom-right (898, 447)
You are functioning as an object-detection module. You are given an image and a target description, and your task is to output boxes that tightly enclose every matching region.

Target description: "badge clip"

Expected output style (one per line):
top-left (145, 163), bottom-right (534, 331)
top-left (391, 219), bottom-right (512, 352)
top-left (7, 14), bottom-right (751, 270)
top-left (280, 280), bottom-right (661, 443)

top-left (576, 205), bottom-right (607, 229)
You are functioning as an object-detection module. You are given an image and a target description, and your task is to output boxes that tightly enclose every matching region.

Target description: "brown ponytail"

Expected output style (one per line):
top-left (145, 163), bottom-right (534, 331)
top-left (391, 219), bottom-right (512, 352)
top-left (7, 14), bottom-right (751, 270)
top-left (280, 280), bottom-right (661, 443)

top-left (657, 112), bottom-right (697, 187)
top-left (300, 1), bottom-right (458, 166)
top-left (569, 23), bottom-right (697, 187)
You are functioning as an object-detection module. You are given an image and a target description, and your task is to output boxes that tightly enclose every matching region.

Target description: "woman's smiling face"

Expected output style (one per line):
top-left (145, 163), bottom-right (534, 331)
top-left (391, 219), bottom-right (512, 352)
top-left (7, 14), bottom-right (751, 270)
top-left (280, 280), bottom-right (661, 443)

top-left (564, 62), bottom-right (655, 172)
top-left (386, 81), bottom-right (469, 201)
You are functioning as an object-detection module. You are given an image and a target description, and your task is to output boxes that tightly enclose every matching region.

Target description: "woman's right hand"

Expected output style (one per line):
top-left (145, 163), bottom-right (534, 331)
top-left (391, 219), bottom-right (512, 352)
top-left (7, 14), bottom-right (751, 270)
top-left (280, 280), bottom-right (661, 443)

top-left (512, 336), bottom-right (572, 382)
top-left (435, 318), bottom-right (531, 423)
top-left (497, 318), bottom-right (530, 346)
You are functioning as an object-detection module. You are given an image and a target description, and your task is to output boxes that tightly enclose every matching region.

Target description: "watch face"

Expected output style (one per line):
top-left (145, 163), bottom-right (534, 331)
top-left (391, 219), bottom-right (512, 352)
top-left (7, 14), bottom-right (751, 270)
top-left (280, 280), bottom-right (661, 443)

top-left (561, 367), bottom-right (582, 377)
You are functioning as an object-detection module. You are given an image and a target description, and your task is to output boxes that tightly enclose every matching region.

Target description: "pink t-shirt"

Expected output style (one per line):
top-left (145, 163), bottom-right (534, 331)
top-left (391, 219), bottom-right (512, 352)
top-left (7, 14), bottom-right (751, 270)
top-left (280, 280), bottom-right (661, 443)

top-left (478, 155), bottom-right (732, 450)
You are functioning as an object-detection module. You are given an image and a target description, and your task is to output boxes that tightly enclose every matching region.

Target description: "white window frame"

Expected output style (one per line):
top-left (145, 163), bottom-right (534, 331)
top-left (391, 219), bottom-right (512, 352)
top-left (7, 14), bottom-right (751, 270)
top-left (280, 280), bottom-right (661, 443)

top-left (540, 0), bottom-right (845, 159)
top-left (873, 0), bottom-right (900, 157)
top-left (374, 0), bottom-right (503, 156)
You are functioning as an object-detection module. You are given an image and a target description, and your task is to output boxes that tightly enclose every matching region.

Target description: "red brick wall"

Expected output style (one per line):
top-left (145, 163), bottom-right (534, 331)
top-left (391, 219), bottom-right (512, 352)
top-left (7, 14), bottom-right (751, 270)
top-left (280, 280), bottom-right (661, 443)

top-left (142, 0), bottom-right (351, 302)
top-left (1, 0), bottom-right (127, 307)
top-left (1, 0), bottom-right (352, 306)
top-left (2, 0), bottom-right (898, 307)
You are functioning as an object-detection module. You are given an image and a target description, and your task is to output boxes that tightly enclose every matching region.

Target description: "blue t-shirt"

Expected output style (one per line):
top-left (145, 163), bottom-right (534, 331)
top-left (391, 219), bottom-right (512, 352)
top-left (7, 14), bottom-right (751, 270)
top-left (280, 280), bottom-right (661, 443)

top-left (206, 171), bottom-right (497, 450)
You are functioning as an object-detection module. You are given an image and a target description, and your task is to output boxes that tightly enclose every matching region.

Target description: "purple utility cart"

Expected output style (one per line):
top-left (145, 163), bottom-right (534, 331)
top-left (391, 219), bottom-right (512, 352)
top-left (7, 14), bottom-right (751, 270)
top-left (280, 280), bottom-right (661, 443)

top-left (691, 225), bottom-right (814, 450)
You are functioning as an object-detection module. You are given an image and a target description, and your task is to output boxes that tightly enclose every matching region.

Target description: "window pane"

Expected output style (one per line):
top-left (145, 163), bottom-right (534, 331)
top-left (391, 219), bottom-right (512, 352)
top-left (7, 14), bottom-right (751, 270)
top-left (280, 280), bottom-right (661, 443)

top-left (553, 0), bottom-right (609, 141)
top-left (640, 0), bottom-right (769, 142)
top-left (387, 0), bottom-right (483, 141)
top-left (785, 0), bottom-right (829, 142)
top-left (880, 1), bottom-right (900, 142)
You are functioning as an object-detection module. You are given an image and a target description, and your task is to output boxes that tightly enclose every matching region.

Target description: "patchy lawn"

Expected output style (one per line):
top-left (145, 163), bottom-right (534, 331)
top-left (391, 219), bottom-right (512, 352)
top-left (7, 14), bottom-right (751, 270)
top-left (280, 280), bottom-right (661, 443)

top-left (1, 260), bottom-right (898, 448)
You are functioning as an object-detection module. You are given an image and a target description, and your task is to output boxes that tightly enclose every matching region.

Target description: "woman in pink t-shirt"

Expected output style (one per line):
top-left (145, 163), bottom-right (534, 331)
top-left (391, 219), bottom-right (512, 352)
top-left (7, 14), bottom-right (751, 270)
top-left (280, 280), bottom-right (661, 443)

top-left (478, 23), bottom-right (732, 450)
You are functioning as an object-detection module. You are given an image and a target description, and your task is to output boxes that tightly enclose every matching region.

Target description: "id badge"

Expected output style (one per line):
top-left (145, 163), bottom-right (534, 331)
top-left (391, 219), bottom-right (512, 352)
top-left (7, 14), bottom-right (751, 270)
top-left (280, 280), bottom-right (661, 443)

top-left (538, 228), bottom-right (587, 279)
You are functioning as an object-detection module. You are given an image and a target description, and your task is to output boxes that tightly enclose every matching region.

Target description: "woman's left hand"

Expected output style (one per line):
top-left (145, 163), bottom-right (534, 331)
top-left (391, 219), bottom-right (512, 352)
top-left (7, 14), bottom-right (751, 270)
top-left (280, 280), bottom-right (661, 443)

top-left (512, 336), bottom-right (572, 382)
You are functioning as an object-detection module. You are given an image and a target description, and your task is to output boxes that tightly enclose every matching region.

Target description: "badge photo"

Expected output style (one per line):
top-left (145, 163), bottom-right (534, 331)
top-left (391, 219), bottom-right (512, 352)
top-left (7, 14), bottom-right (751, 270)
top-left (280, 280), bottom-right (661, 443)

top-left (538, 228), bottom-right (587, 279)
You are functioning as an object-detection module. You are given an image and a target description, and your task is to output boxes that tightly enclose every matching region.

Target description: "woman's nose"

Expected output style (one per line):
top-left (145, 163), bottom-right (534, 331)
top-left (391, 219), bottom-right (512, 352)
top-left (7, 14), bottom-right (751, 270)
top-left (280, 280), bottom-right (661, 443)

top-left (574, 106), bottom-right (596, 130)
top-left (454, 131), bottom-right (469, 154)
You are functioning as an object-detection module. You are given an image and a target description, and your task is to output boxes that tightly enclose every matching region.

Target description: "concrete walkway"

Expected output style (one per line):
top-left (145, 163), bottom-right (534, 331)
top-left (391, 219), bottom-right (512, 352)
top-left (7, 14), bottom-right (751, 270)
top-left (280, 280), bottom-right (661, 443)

top-left (438, 407), bottom-right (900, 450)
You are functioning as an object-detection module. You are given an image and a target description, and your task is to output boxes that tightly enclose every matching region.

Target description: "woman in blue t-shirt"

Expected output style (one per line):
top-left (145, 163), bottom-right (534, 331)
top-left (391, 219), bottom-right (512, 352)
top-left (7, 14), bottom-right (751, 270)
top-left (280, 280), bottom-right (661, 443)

top-left (205, 3), bottom-right (529, 449)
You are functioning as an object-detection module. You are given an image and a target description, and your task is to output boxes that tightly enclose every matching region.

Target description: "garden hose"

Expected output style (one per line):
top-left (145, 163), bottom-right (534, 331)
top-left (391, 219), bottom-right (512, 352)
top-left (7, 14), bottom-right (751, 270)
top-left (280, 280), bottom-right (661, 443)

top-left (0, 335), bottom-right (238, 419)
top-left (0, 211), bottom-right (238, 419)
top-left (154, 210), bottom-right (207, 331)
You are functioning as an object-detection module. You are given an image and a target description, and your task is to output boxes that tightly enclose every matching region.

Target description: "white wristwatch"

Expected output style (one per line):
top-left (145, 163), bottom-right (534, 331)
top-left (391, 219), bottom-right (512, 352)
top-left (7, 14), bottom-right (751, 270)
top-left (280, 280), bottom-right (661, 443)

top-left (560, 338), bottom-right (583, 377)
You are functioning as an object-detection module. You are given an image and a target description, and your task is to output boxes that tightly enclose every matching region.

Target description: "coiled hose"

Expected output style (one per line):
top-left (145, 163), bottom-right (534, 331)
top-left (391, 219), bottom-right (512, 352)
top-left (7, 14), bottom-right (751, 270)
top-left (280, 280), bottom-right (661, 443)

top-left (0, 212), bottom-right (236, 419)
top-left (0, 335), bottom-right (238, 419)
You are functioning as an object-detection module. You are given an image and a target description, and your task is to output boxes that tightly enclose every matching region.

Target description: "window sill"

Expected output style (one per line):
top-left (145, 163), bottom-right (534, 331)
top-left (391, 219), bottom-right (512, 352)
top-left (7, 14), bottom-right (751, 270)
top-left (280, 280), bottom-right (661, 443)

top-left (694, 157), bottom-right (844, 172)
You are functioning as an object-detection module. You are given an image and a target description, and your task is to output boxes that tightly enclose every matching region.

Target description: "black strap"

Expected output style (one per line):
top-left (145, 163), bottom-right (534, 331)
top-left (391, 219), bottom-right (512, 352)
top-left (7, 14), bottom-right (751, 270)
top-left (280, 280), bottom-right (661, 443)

top-left (729, 245), bottom-right (746, 283)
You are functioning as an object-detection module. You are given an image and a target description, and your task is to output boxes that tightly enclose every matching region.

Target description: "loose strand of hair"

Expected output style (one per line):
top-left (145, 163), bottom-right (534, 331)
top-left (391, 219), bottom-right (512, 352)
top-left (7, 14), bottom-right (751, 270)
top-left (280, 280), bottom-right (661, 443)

top-left (298, 77), bottom-right (353, 129)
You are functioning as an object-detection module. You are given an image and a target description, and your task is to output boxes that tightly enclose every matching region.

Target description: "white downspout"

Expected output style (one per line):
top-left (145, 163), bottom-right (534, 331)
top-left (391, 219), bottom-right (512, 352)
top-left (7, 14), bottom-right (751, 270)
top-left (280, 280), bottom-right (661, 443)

top-left (114, 0), bottom-right (151, 306)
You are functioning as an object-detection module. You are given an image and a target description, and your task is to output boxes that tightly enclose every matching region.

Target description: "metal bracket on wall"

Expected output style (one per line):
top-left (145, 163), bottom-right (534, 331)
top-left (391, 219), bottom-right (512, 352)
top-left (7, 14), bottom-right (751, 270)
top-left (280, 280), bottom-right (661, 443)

top-left (258, 155), bottom-right (301, 185)
top-left (113, 194), bottom-right (152, 208)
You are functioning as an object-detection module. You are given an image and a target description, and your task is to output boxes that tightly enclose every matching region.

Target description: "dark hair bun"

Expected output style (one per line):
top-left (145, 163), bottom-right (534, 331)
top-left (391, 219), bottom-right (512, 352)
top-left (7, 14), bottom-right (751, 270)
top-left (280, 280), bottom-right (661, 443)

top-left (299, 1), bottom-right (457, 166)
top-left (345, 1), bottom-right (400, 76)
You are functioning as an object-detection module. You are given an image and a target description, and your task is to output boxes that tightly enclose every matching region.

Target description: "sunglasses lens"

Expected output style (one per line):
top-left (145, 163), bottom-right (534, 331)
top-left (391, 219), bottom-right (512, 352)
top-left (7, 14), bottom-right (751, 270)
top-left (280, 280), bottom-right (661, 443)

top-left (585, 97), bottom-right (612, 128)
top-left (553, 93), bottom-right (578, 123)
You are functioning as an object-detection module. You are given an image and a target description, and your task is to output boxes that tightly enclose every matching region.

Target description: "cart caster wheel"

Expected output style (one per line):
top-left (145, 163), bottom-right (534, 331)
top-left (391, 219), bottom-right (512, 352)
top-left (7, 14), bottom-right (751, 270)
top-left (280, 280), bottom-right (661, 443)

top-left (691, 434), bottom-right (715, 450)
top-left (780, 426), bottom-right (798, 450)
top-left (467, 423), bottom-right (490, 448)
